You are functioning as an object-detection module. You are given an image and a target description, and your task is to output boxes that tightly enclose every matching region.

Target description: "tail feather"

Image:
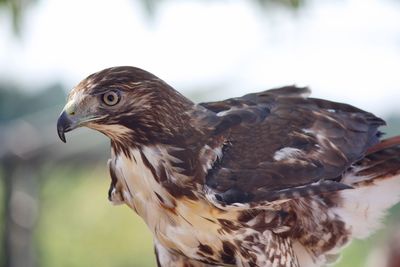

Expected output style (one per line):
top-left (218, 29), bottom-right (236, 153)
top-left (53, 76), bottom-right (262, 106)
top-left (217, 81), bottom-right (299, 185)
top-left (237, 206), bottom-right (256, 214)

top-left (343, 136), bottom-right (400, 186)
top-left (366, 136), bottom-right (400, 154)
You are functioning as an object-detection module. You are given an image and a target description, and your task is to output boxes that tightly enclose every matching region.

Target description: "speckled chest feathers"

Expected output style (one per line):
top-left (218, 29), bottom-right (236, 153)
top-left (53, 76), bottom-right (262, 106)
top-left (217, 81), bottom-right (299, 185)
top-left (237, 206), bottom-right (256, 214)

top-left (108, 145), bottom-right (304, 267)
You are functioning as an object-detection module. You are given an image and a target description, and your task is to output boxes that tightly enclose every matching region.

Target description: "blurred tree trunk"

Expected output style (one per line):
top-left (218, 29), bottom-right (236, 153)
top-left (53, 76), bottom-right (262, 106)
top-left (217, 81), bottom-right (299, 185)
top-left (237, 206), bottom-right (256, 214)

top-left (2, 156), bottom-right (38, 267)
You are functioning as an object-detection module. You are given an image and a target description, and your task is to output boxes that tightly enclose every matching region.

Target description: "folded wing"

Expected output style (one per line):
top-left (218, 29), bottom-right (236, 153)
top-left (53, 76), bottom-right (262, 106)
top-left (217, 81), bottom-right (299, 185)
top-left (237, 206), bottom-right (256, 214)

top-left (199, 86), bottom-right (385, 206)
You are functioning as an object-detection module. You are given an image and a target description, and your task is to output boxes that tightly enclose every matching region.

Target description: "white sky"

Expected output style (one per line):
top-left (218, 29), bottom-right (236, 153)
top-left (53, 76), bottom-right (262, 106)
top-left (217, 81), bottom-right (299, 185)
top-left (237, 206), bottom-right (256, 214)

top-left (0, 0), bottom-right (400, 116)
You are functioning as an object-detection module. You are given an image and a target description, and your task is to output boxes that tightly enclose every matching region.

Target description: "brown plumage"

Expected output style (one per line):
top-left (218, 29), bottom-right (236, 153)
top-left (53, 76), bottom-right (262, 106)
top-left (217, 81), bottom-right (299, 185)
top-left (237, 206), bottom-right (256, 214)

top-left (57, 66), bottom-right (400, 267)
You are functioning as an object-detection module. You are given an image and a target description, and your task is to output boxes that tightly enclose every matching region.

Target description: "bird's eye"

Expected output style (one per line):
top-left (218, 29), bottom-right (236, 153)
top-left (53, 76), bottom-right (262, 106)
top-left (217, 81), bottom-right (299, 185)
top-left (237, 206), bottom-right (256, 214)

top-left (102, 91), bottom-right (120, 106)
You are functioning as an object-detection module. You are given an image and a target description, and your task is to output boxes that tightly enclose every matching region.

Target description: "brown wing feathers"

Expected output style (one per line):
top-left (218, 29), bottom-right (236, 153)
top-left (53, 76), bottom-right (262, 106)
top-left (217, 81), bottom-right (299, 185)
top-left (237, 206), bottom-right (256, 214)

top-left (202, 86), bottom-right (386, 205)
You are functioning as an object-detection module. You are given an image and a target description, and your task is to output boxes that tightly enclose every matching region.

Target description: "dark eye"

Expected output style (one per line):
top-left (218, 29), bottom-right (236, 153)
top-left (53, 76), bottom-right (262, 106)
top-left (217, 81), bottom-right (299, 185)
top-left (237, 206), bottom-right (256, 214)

top-left (102, 91), bottom-right (120, 106)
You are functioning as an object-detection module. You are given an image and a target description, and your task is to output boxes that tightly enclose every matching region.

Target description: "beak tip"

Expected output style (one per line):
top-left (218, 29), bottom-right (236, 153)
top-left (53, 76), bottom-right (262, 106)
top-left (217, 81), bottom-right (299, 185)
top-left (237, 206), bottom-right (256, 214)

top-left (57, 111), bottom-right (71, 143)
top-left (59, 131), bottom-right (67, 143)
top-left (57, 125), bottom-right (67, 143)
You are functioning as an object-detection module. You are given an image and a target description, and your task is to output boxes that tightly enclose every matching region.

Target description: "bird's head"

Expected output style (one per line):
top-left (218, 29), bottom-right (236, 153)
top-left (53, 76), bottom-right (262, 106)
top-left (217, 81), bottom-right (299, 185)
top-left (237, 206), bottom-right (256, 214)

top-left (57, 66), bottom-right (194, 148)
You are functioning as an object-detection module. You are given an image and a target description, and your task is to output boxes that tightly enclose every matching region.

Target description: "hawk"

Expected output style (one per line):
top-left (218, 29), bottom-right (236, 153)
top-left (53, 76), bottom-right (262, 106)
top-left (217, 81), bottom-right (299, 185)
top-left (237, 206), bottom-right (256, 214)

top-left (57, 66), bottom-right (400, 267)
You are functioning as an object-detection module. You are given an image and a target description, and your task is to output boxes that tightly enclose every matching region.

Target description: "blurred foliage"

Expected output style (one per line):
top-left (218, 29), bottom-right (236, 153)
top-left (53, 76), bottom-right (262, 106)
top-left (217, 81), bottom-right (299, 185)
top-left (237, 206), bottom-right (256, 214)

top-left (0, 0), bottom-right (37, 35)
top-left (256, 0), bottom-right (304, 9)
top-left (335, 239), bottom-right (372, 267)
top-left (0, 83), bottom-right (65, 123)
top-left (36, 166), bottom-right (156, 267)
top-left (142, 0), bottom-right (305, 14)
top-left (0, 0), bottom-right (306, 36)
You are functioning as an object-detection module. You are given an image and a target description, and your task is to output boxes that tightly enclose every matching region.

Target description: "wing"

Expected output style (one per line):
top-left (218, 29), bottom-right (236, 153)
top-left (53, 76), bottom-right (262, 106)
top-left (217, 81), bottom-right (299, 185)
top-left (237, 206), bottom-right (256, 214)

top-left (198, 86), bottom-right (385, 206)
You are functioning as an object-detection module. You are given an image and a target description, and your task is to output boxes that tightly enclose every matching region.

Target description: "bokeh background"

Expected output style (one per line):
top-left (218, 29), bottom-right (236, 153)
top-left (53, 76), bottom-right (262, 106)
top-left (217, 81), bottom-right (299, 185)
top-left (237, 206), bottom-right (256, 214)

top-left (1, 0), bottom-right (400, 266)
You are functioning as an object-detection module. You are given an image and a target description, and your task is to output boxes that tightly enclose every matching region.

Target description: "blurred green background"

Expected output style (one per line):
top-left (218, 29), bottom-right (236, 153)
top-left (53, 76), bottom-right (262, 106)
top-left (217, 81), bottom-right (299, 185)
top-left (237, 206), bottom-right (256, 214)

top-left (1, 0), bottom-right (400, 267)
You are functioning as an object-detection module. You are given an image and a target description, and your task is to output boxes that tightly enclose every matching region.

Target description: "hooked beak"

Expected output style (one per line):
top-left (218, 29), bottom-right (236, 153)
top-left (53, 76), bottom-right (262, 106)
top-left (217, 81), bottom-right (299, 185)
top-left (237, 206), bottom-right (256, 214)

top-left (57, 101), bottom-right (103, 143)
top-left (57, 111), bottom-right (78, 143)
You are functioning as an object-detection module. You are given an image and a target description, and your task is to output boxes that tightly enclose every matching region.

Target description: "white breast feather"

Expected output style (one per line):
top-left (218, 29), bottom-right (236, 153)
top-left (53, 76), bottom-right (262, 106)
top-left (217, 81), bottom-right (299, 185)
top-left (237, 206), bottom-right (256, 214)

top-left (112, 146), bottom-right (229, 261)
top-left (333, 174), bottom-right (400, 239)
top-left (113, 148), bottom-right (168, 230)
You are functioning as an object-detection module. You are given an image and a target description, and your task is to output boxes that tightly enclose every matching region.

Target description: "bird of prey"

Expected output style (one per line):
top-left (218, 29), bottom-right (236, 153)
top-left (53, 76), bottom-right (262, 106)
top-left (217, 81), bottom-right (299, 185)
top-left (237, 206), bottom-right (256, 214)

top-left (57, 66), bottom-right (400, 267)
